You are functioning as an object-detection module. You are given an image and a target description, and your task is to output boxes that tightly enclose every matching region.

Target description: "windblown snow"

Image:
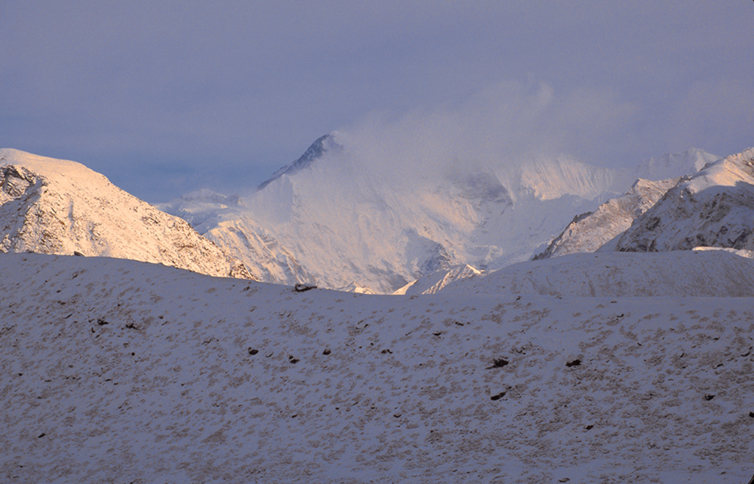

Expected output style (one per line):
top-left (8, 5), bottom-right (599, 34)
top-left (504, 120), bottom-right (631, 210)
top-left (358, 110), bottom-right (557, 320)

top-left (164, 135), bottom-right (717, 293)
top-left (1, 253), bottom-right (752, 483)
top-left (0, 149), bottom-right (254, 280)
top-left (1, 143), bottom-right (754, 482)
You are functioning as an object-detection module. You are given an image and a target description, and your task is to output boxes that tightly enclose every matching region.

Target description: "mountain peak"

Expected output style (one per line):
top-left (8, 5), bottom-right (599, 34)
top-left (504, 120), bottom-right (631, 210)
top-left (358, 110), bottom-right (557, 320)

top-left (257, 133), bottom-right (342, 190)
top-left (0, 148), bottom-right (256, 280)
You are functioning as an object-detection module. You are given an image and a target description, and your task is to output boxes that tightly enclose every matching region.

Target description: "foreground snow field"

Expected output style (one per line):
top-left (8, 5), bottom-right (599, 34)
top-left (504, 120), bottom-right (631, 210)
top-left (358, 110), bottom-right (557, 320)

top-left (1, 254), bottom-right (752, 483)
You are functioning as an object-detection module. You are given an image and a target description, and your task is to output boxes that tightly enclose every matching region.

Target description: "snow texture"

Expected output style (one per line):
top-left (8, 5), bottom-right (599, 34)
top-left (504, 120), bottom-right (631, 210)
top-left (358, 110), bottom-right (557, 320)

top-left (0, 252), bottom-right (752, 483)
top-left (0, 149), bottom-right (254, 280)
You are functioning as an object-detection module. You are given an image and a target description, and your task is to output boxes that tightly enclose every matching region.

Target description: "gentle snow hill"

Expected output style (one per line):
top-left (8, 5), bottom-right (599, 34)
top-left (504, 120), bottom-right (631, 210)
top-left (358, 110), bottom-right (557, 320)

top-left (0, 148), bottom-right (254, 280)
top-left (440, 249), bottom-right (754, 297)
top-left (0, 253), bottom-right (752, 483)
top-left (611, 147), bottom-right (754, 253)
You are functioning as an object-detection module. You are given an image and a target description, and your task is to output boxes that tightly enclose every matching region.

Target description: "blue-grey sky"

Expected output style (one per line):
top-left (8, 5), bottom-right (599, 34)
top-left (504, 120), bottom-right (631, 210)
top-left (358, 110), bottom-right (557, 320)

top-left (2, 1), bottom-right (753, 202)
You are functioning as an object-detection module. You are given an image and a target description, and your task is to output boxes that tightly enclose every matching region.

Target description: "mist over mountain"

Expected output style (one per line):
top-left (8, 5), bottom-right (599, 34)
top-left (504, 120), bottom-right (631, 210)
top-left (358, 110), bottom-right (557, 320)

top-left (635, 148), bottom-right (720, 181)
top-left (3, 2), bottom-right (754, 480)
top-left (163, 134), bottom-right (627, 293)
top-left (163, 132), bottom-right (721, 293)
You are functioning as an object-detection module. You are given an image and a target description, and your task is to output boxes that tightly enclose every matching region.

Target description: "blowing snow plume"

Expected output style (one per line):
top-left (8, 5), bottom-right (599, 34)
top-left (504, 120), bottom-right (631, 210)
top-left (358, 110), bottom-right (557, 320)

top-left (161, 81), bottom-right (697, 294)
top-left (333, 80), bottom-right (639, 188)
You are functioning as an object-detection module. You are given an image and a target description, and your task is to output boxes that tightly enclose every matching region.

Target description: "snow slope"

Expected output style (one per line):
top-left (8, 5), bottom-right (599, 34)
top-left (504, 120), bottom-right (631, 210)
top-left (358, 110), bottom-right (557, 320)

top-left (635, 148), bottom-right (719, 181)
top-left (0, 149), bottom-right (254, 279)
top-left (0, 253), bottom-right (752, 483)
top-left (442, 249), bottom-right (754, 298)
top-left (163, 133), bottom-right (644, 293)
top-left (534, 178), bottom-right (679, 259)
top-left (612, 147), bottom-right (754, 253)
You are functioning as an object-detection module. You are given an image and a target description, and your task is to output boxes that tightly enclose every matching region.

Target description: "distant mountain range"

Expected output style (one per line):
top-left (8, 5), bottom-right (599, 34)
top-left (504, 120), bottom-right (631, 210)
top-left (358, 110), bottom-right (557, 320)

top-left (6, 140), bottom-right (754, 296)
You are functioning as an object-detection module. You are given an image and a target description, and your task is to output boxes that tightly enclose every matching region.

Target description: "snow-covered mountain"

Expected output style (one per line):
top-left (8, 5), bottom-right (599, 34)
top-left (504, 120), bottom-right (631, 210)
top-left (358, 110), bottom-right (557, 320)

top-left (2, 252), bottom-right (752, 482)
top-left (257, 133), bottom-right (341, 190)
top-left (533, 177), bottom-right (680, 259)
top-left (0, 148), bottom-right (254, 279)
top-left (163, 133), bottom-right (666, 293)
top-left (3, 140), bottom-right (753, 482)
top-left (528, 148), bottom-right (723, 260)
top-left (610, 147), bottom-right (754, 253)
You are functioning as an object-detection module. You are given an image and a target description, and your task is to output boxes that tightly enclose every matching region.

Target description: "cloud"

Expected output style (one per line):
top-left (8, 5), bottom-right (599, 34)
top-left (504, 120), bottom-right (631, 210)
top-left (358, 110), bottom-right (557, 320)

top-left (331, 79), bottom-right (641, 187)
top-left (1, 1), bottom-right (752, 202)
top-left (670, 79), bottom-right (754, 154)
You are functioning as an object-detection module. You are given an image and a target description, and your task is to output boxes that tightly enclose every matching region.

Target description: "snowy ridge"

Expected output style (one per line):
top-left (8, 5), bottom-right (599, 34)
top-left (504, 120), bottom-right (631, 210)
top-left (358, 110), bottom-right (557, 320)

top-left (0, 148), bottom-right (254, 280)
top-left (533, 148), bottom-right (720, 260)
top-left (611, 147), bottom-right (754, 253)
top-left (0, 253), bottom-right (752, 483)
top-left (442, 249), bottom-right (754, 297)
top-left (257, 133), bottom-right (341, 190)
top-left (534, 177), bottom-right (679, 259)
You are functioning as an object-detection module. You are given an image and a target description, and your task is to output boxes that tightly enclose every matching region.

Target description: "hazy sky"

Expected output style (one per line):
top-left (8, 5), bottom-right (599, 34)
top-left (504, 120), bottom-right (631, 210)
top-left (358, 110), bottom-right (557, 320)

top-left (2, 1), bottom-right (753, 202)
